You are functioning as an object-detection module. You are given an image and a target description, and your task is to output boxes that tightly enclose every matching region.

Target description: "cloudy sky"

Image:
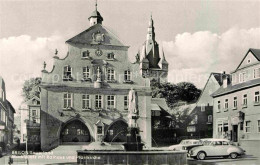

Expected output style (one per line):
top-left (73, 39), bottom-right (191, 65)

top-left (0, 0), bottom-right (260, 110)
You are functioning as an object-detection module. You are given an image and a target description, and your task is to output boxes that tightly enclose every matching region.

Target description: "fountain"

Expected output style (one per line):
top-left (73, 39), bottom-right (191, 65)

top-left (77, 88), bottom-right (187, 165)
top-left (123, 88), bottom-right (144, 151)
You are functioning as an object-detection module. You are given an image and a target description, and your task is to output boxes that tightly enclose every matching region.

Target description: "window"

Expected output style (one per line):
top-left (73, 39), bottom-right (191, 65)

top-left (82, 50), bottom-right (90, 58)
top-left (82, 94), bottom-right (90, 109)
top-left (239, 72), bottom-right (246, 83)
top-left (107, 68), bottom-right (115, 81)
top-left (243, 94), bottom-right (247, 106)
top-left (107, 95), bottom-right (115, 110)
top-left (217, 101), bottom-right (221, 112)
top-left (224, 99), bottom-right (228, 110)
top-left (63, 66), bottom-right (72, 81)
top-left (63, 93), bottom-right (72, 109)
top-left (1, 110), bottom-right (5, 123)
top-left (258, 120), bottom-right (260, 133)
top-left (97, 126), bottom-right (102, 134)
top-left (233, 97), bottom-right (237, 109)
top-left (255, 91), bottom-right (260, 103)
top-left (124, 96), bottom-right (128, 110)
top-left (201, 104), bottom-right (205, 112)
top-left (245, 121), bottom-right (251, 133)
top-left (254, 68), bottom-right (260, 79)
top-left (247, 59), bottom-right (251, 64)
top-left (208, 115), bottom-right (212, 123)
top-left (32, 110), bottom-right (37, 117)
top-left (95, 95), bottom-right (102, 109)
top-left (218, 123), bottom-right (223, 133)
top-left (83, 67), bottom-right (90, 79)
top-left (107, 52), bottom-right (114, 59)
top-left (124, 70), bottom-right (131, 81)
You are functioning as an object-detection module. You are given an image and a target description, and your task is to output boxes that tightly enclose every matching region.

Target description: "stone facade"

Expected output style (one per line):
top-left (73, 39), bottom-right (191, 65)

top-left (212, 48), bottom-right (260, 145)
top-left (137, 16), bottom-right (168, 83)
top-left (0, 76), bottom-right (15, 153)
top-left (40, 4), bottom-right (156, 151)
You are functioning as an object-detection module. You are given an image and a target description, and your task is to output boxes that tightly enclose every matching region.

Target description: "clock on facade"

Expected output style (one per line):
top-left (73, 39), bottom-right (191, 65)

top-left (95, 48), bottom-right (103, 56)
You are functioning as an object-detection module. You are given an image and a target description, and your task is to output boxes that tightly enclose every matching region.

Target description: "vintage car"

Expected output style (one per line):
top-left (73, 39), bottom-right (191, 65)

top-left (188, 139), bottom-right (245, 160)
top-left (169, 139), bottom-right (201, 151)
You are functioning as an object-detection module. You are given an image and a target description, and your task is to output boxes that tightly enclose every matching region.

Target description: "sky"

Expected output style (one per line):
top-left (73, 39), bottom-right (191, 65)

top-left (0, 0), bottom-right (260, 111)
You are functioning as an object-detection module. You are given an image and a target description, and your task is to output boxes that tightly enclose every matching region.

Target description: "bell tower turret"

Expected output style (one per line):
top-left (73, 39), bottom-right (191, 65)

top-left (88, 0), bottom-right (103, 26)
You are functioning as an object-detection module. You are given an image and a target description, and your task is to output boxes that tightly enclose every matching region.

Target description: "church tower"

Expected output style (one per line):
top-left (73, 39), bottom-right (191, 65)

top-left (138, 15), bottom-right (168, 83)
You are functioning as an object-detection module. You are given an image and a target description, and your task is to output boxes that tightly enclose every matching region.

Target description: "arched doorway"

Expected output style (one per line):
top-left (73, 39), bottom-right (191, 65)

top-left (105, 120), bottom-right (128, 142)
top-left (60, 120), bottom-right (91, 143)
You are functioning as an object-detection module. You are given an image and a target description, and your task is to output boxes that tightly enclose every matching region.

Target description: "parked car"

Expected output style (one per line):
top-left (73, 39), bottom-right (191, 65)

top-left (169, 139), bottom-right (201, 151)
top-left (188, 139), bottom-right (245, 160)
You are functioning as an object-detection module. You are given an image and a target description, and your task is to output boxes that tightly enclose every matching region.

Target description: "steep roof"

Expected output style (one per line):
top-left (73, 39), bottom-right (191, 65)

top-left (250, 48), bottom-right (260, 60)
top-left (66, 24), bottom-right (127, 47)
top-left (235, 48), bottom-right (260, 71)
top-left (212, 77), bottom-right (260, 97)
top-left (7, 100), bottom-right (16, 113)
top-left (212, 73), bottom-right (223, 86)
top-left (151, 98), bottom-right (169, 111)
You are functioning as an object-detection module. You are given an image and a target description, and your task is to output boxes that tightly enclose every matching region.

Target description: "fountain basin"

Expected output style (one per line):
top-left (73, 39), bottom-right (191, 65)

top-left (77, 150), bottom-right (187, 165)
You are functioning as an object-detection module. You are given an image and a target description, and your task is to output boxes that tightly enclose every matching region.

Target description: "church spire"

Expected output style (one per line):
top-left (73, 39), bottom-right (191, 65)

top-left (147, 14), bottom-right (155, 41)
top-left (88, 0), bottom-right (103, 26)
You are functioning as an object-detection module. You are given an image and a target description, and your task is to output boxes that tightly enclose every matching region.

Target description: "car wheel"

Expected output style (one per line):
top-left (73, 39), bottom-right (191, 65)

top-left (230, 152), bottom-right (238, 159)
top-left (197, 151), bottom-right (206, 160)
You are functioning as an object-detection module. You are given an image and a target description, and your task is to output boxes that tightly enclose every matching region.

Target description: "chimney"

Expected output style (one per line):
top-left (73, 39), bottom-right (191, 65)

top-left (223, 71), bottom-right (228, 88)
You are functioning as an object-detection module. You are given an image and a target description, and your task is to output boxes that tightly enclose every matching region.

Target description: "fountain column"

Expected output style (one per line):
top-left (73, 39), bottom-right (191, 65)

top-left (123, 88), bottom-right (144, 151)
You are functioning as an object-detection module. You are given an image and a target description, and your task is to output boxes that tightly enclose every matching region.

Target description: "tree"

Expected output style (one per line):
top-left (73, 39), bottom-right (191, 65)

top-left (22, 77), bottom-right (41, 101)
top-left (177, 82), bottom-right (201, 103)
top-left (151, 80), bottom-right (201, 109)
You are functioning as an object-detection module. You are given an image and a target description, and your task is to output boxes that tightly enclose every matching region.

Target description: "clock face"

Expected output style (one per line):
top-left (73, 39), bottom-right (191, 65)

top-left (95, 48), bottom-right (103, 56)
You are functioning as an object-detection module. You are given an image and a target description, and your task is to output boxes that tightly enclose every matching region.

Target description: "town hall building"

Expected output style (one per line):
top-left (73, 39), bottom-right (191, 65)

top-left (40, 2), bottom-right (168, 151)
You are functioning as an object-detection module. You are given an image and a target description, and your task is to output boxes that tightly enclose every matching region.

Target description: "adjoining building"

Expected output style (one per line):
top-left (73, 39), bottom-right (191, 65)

top-left (187, 73), bottom-right (226, 138)
top-left (0, 76), bottom-right (16, 153)
top-left (20, 95), bottom-right (41, 148)
top-left (212, 48), bottom-right (260, 146)
top-left (40, 3), bottom-right (167, 151)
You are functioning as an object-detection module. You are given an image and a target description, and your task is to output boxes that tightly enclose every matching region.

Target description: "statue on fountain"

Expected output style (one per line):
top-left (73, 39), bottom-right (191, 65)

top-left (123, 88), bottom-right (144, 151)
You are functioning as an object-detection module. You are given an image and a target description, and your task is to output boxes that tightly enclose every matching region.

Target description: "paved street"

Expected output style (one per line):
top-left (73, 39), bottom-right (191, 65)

top-left (0, 145), bottom-right (259, 165)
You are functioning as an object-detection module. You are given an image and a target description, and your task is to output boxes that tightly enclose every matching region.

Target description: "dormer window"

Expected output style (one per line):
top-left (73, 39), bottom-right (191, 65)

top-left (63, 66), bottom-right (72, 81)
top-left (107, 52), bottom-right (115, 60)
top-left (82, 50), bottom-right (90, 58)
